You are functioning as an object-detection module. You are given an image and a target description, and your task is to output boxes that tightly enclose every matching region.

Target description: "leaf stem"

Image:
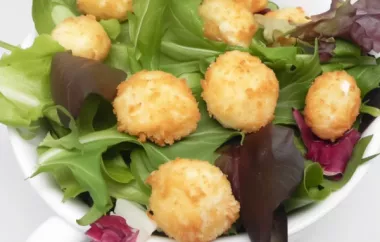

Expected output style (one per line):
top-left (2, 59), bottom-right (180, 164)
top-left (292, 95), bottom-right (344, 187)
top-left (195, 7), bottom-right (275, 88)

top-left (0, 40), bottom-right (17, 52)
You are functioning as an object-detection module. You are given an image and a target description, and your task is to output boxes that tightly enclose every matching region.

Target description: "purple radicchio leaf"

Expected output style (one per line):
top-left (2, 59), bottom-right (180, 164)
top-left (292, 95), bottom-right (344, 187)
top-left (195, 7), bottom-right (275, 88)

top-left (215, 124), bottom-right (304, 242)
top-left (291, 0), bottom-right (380, 53)
top-left (293, 109), bottom-right (361, 177)
top-left (86, 215), bottom-right (139, 242)
top-left (50, 52), bottom-right (127, 126)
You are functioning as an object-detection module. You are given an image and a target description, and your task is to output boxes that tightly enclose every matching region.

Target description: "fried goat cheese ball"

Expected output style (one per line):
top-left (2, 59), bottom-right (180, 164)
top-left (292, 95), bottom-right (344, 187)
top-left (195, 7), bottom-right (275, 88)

top-left (265, 7), bottom-right (311, 24)
top-left (234, 0), bottom-right (268, 13)
top-left (304, 71), bottom-right (361, 142)
top-left (146, 158), bottom-right (240, 242)
top-left (113, 70), bottom-right (201, 146)
top-left (51, 15), bottom-right (111, 61)
top-left (201, 50), bottom-right (279, 133)
top-left (199, 0), bottom-right (258, 48)
top-left (77, 0), bottom-right (133, 21)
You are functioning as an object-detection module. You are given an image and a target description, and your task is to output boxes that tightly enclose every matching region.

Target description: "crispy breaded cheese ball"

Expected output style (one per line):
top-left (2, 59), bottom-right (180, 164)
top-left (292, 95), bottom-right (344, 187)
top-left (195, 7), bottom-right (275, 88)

top-left (113, 70), bottom-right (201, 146)
top-left (201, 50), bottom-right (279, 133)
top-left (234, 0), bottom-right (268, 13)
top-left (304, 71), bottom-right (361, 141)
top-left (265, 7), bottom-right (310, 24)
top-left (77, 0), bottom-right (133, 21)
top-left (199, 0), bottom-right (258, 48)
top-left (146, 158), bottom-right (240, 242)
top-left (51, 15), bottom-right (111, 61)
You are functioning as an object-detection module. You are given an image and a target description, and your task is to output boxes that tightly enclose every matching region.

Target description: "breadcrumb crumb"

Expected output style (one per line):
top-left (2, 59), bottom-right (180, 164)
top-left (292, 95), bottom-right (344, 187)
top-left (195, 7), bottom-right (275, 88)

top-left (146, 158), bottom-right (240, 242)
top-left (304, 71), bottom-right (361, 141)
top-left (201, 50), bottom-right (279, 133)
top-left (113, 70), bottom-right (201, 146)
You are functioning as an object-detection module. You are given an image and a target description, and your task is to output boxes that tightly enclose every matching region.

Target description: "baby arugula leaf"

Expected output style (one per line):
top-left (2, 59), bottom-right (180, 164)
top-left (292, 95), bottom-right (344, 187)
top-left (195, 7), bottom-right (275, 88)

top-left (100, 19), bottom-right (121, 40)
top-left (0, 35), bottom-right (65, 128)
top-left (285, 160), bottom-right (331, 212)
top-left (347, 64), bottom-right (380, 98)
top-left (128, 0), bottom-right (170, 70)
top-left (273, 48), bottom-right (321, 125)
top-left (161, 0), bottom-right (227, 61)
top-left (104, 43), bottom-right (129, 73)
top-left (274, 81), bottom-right (310, 125)
top-left (32, 0), bottom-right (79, 34)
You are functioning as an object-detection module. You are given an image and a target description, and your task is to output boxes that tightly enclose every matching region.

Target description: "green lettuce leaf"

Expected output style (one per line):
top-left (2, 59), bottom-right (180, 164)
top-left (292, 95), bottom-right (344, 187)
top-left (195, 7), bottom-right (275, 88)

top-left (32, 0), bottom-right (79, 34)
top-left (0, 35), bottom-right (65, 128)
top-left (34, 84), bottom-right (239, 225)
top-left (39, 106), bottom-right (82, 150)
top-left (102, 153), bottom-right (134, 184)
top-left (52, 167), bottom-right (85, 202)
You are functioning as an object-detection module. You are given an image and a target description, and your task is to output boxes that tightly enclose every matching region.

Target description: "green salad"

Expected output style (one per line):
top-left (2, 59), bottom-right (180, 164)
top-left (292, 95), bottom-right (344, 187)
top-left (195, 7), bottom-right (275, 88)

top-left (1, 0), bottom-right (380, 241)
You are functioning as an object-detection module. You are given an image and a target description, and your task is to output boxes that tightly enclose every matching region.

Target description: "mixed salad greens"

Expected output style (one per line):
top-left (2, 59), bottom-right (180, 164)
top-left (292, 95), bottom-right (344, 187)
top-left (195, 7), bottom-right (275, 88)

top-left (1, 0), bottom-right (380, 241)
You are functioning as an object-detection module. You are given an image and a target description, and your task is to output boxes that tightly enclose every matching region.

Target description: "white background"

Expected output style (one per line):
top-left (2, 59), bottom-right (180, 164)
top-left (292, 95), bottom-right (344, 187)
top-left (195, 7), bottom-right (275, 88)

top-left (1, 0), bottom-right (380, 241)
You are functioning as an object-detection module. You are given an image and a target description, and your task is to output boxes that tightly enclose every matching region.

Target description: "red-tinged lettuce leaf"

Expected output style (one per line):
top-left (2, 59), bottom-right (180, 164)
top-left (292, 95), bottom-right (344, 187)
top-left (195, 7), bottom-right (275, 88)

top-left (293, 109), bottom-right (361, 176)
top-left (216, 124), bottom-right (304, 242)
top-left (86, 215), bottom-right (139, 242)
top-left (50, 52), bottom-right (127, 125)
top-left (291, 0), bottom-right (380, 53)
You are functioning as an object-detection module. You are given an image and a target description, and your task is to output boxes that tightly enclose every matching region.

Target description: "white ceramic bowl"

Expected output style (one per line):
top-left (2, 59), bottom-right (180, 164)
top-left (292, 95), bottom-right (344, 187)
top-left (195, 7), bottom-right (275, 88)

top-left (8, 0), bottom-right (380, 241)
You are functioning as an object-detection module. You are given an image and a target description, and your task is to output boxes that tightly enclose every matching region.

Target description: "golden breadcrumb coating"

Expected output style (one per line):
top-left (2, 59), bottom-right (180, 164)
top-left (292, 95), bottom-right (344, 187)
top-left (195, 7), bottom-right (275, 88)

top-left (199, 0), bottom-right (258, 48)
top-left (51, 15), bottom-right (111, 61)
top-left (304, 71), bottom-right (361, 141)
top-left (234, 0), bottom-right (268, 13)
top-left (77, 0), bottom-right (133, 21)
top-left (146, 158), bottom-right (240, 242)
top-left (265, 7), bottom-right (311, 24)
top-left (201, 50), bottom-right (279, 133)
top-left (113, 70), bottom-right (201, 146)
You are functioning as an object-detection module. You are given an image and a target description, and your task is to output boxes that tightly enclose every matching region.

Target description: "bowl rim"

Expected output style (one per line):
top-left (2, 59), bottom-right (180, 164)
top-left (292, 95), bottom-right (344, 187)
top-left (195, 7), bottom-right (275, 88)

top-left (7, 31), bottom-right (380, 241)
